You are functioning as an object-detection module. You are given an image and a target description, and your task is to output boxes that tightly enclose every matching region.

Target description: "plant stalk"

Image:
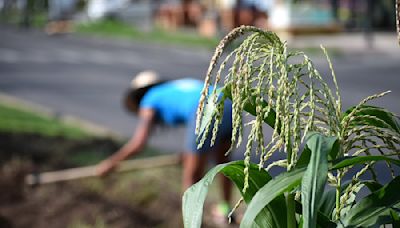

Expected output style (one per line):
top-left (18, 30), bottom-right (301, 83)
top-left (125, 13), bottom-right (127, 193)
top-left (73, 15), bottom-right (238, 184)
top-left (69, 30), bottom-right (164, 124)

top-left (335, 173), bottom-right (342, 221)
top-left (287, 193), bottom-right (297, 228)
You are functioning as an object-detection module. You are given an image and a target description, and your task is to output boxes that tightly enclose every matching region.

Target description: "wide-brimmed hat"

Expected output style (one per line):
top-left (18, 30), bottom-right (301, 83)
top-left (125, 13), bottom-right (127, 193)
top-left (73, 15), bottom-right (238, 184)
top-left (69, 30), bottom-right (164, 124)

top-left (124, 71), bottom-right (162, 113)
top-left (130, 70), bottom-right (161, 90)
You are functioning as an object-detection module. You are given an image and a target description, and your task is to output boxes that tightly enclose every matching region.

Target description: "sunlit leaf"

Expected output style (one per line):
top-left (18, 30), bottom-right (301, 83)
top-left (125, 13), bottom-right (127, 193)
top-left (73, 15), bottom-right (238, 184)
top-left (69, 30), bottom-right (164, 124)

top-left (182, 161), bottom-right (286, 228)
top-left (332, 156), bottom-right (400, 170)
top-left (341, 176), bottom-right (400, 227)
top-left (301, 133), bottom-right (336, 228)
top-left (318, 188), bottom-right (336, 219)
top-left (240, 167), bottom-right (305, 228)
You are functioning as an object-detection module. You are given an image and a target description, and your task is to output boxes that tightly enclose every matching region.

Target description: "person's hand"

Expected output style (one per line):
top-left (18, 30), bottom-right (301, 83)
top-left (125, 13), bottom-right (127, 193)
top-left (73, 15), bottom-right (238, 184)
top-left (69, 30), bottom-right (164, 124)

top-left (96, 159), bottom-right (118, 177)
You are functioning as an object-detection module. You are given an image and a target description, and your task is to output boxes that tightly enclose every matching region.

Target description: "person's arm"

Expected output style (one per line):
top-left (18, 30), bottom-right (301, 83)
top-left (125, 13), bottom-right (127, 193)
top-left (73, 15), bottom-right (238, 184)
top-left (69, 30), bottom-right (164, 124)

top-left (96, 108), bottom-right (155, 176)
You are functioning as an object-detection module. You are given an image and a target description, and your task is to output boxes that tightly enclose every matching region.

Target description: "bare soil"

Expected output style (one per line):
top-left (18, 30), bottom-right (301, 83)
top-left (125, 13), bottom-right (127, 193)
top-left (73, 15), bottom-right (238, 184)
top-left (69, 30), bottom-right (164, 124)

top-left (0, 133), bottom-right (225, 228)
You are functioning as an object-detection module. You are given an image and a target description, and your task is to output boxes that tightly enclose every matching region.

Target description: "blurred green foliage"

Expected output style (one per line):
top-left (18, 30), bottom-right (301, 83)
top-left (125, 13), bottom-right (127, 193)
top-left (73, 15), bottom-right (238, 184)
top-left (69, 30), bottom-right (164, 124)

top-left (76, 19), bottom-right (220, 49)
top-left (0, 102), bottom-right (88, 139)
top-left (0, 7), bottom-right (47, 28)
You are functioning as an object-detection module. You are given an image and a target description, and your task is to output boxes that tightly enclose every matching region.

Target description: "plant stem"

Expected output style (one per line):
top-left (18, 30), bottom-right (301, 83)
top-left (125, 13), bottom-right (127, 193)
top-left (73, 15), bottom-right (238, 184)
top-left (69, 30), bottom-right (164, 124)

top-left (335, 172), bottom-right (342, 221)
top-left (287, 193), bottom-right (297, 228)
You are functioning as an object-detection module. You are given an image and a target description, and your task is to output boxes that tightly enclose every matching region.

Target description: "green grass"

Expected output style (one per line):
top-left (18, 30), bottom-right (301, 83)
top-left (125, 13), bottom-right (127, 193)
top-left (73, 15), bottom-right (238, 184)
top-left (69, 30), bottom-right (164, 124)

top-left (0, 10), bottom-right (47, 28)
top-left (76, 19), bottom-right (219, 49)
top-left (0, 102), bottom-right (89, 139)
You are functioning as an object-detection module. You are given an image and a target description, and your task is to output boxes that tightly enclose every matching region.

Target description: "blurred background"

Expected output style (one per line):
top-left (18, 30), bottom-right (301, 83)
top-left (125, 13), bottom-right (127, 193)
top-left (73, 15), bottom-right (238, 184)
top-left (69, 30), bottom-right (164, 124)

top-left (0, 0), bottom-right (399, 227)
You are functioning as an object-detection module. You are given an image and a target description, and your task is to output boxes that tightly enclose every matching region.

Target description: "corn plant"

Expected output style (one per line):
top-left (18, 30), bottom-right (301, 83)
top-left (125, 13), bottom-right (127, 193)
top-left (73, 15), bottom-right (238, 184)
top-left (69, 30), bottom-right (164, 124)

top-left (182, 26), bottom-right (400, 228)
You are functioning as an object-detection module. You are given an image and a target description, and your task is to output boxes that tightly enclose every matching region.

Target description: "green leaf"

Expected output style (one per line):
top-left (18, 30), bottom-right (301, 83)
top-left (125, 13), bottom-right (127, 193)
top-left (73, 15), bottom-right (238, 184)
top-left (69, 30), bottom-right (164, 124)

top-left (319, 188), bottom-right (336, 218)
top-left (240, 167), bottom-right (305, 228)
top-left (294, 201), bottom-right (336, 228)
top-left (223, 163), bottom-right (287, 228)
top-left (339, 183), bottom-right (365, 219)
top-left (182, 161), bottom-right (286, 228)
top-left (390, 209), bottom-right (400, 228)
top-left (328, 139), bottom-right (340, 160)
top-left (319, 182), bottom-right (353, 219)
top-left (332, 155), bottom-right (400, 170)
top-left (363, 180), bottom-right (383, 193)
top-left (341, 176), bottom-right (400, 227)
top-left (296, 146), bottom-right (311, 168)
top-left (343, 105), bottom-right (400, 134)
top-left (301, 133), bottom-right (336, 228)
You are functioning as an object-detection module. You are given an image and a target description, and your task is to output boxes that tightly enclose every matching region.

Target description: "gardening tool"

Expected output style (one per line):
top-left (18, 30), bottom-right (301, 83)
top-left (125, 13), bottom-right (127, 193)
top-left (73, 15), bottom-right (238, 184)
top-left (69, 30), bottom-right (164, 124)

top-left (25, 154), bottom-right (180, 186)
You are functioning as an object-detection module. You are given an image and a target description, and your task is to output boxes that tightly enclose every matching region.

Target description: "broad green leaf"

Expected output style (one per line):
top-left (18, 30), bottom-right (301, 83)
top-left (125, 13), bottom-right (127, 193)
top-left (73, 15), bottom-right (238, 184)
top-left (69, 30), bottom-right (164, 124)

top-left (361, 203), bottom-right (400, 227)
top-left (224, 163), bottom-right (287, 228)
top-left (363, 180), bottom-right (383, 193)
top-left (240, 167), bottom-right (305, 228)
top-left (341, 176), bottom-right (400, 227)
top-left (328, 139), bottom-right (340, 160)
top-left (319, 182), bottom-right (352, 219)
top-left (297, 134), bottom-right (340, 170)
top-left (339, 183), bottom-right (365, 218)
top-left (294, 201), bottom-right (336, 228)
top-left (332, 155), bottom-right (400, 170)
top-left (182, 161), bottom-right (286, 228)
top-left (343, 105), bottom-right (400, 134)
top-left (390, 209), bottom-right (400, 228)
top-left (296, 146), bottom-right (311, 168)
top-left (319, 188), bottom-right (336, 218)
top-left (337, 193), bottom-right (400, 228)
top-left (301, 133), bottom-right (335, 228)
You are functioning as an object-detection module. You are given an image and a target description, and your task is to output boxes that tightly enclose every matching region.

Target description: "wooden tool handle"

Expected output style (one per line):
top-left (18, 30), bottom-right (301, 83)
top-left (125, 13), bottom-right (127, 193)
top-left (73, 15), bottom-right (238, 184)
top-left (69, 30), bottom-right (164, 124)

top-left (25, 154), bottom-right (180, 186)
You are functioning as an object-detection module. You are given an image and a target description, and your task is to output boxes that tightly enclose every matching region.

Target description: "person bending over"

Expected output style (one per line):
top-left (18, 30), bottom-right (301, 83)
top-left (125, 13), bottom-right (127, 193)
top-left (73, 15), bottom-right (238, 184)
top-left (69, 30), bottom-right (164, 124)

top-left (96, 70), bottom-right (233, 223)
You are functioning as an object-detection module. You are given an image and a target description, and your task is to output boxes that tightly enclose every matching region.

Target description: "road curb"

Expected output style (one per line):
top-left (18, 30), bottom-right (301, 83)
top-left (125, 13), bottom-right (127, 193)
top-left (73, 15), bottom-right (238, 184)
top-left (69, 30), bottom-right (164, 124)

top-left (0, 92), bottom-right (124, 140)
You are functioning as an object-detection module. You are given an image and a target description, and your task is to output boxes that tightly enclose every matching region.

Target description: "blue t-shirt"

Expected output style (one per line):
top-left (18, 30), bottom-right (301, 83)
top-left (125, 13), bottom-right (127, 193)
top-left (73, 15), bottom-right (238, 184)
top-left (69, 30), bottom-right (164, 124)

top-left (140, 79), bottom-right (205, 126)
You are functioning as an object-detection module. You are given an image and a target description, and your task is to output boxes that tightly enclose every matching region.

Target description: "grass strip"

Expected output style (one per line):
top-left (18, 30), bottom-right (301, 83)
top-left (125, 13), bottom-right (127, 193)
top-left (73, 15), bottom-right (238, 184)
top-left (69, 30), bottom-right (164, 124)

top-left (76, 19), bottom-right (219, 49)
top-left (0, 102), bottom-right (89, 139)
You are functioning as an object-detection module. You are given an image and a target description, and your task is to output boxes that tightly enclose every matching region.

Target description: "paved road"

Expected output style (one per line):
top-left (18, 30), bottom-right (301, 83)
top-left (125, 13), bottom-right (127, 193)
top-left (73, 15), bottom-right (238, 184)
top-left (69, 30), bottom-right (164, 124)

top-left (1, 25), bottom-right (400, 160)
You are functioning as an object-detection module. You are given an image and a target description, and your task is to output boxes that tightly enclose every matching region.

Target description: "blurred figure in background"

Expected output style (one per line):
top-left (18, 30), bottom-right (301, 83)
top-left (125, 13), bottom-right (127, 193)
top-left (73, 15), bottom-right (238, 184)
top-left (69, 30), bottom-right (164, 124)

top-left (46, 0), bottom-right (76, 34)
top-left (155, 0), bottom-right (204, 30)
top-left (234, 0), bottom-right (271, 29)
top-left (96, 71), bottom-right (234, 224)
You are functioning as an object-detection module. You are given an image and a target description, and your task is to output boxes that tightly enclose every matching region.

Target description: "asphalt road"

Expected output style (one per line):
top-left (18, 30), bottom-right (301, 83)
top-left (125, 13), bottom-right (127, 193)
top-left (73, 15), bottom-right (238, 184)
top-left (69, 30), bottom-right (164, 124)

top-left (1, 25), bottom-right (400, 162)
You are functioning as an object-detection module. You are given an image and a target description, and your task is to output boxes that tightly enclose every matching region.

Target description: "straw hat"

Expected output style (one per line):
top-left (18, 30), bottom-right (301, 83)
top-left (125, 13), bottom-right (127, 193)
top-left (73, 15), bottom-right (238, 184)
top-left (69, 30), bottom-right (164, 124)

top-left (124, 71), bottom-right (162, 113)
top-left (130, 70), bottom-right (161, 90)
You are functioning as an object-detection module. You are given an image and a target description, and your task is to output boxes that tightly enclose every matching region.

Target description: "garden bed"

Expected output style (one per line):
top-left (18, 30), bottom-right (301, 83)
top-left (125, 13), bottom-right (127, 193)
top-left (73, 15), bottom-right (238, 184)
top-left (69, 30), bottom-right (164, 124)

top-left (0, 132), bottom-right (226, 227)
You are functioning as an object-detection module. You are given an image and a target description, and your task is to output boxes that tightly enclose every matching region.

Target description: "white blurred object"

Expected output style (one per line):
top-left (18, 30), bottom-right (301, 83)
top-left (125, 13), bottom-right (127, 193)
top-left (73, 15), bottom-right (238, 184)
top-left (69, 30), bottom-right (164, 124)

top-left (218, 0), bottom-right (236, 9)
top-left (130, 70), bottom-right (161, 90)
top-left (269, 3), bottom-right (335, 29)
top-left (87, 0), bottom-right (128, 20)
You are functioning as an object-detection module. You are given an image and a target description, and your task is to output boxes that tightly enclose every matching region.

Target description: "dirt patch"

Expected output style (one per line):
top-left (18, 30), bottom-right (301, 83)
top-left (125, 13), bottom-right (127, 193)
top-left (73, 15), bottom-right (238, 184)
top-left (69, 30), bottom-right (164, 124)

top-left (0, 181), bottom-right (181, 228)
top-left (0, 132), bottom-right (120, 170)
top-left (0, 133), bottom-right (228, 228)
